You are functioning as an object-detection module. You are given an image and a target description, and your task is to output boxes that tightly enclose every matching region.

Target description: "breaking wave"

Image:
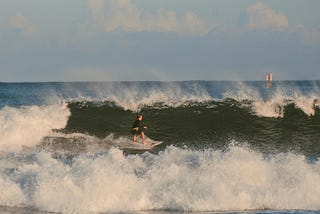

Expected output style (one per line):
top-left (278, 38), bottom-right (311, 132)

top-left (0, 103), bottom-right (70, 152)
top-left (0, 145), bottom-right (319, 213)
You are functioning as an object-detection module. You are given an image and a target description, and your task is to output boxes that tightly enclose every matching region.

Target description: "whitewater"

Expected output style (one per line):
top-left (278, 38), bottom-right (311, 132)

top-left (0, 81), bottom-right (320, 213)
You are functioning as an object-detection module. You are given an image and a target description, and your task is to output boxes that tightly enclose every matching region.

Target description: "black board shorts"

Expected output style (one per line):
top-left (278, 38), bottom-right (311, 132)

top-left (131, 128), bottom-right (143, 135)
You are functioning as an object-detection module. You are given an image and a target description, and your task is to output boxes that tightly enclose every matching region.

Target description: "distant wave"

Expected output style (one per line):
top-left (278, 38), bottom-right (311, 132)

top-left (1, 81), bottom-right (320, 115)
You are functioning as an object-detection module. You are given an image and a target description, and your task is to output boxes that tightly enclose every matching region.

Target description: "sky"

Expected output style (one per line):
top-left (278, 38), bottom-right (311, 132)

top-left (0, 0), bottom-right (320, 82)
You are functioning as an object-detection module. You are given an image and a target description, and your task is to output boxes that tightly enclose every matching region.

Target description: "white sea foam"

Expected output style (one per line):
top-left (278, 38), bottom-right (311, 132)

top-left (224, 82), bottom-right (319, 118)
top-left (0, 103), bottom-right (70, 152)
top-left (253, 89), bottom-right (318, 118)
top-left (112, 83), bottom-right (211, 111)
top-left (292, 91), bottom-right (318, 116)
top-left (223, 81), bottom-right (261, 101)
top-left (0, 171), bottom-right (27, 207)
top-left (57, 81), bottom-right (320, 117)
top-left (252, 87), bottom-right (289, 118)
top-left (0, 145), bottom-right (319, 213)
top-left (64, 82), bottom-right (212, 112)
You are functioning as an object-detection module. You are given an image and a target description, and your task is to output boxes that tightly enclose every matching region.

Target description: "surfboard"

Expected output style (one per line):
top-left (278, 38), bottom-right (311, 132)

top-left (144, 140), bottom-right (163, 147)
top-left (117, 140), bottom-right (163, 150)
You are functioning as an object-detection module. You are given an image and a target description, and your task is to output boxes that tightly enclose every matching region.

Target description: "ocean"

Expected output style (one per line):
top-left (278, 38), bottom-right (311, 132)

top-left (0, 81), bottom-right (320, 213)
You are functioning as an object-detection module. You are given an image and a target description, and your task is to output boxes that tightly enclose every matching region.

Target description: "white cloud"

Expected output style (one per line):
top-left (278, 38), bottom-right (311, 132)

top-left (146, 8), bottom-right (177, 32)
top-left (182, 13), bottom-right (210, 35)
top-left (105, 0), bottom-right (142, 32)
top-left (246, 2), bottom-right (288, 31)
top-left (244, 2), bottom-right (320, 44)
top-left (87, 0), bottom-right (214, 35)
top-left (10, 14), bottom-right (38, 35)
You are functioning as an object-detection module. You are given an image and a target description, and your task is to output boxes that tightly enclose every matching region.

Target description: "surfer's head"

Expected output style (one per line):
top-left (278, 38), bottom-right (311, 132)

top-left (137, 114), bottom-right (143, 120)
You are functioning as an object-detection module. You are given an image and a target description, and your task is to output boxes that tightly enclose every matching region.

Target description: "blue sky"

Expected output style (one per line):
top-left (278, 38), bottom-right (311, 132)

top-left (1, 0), bottom-right (320, 81)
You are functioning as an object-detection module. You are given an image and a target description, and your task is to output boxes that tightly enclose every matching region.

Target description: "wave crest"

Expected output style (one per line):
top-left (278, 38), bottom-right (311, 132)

top-left (0, 103), bottom-right (70, 152)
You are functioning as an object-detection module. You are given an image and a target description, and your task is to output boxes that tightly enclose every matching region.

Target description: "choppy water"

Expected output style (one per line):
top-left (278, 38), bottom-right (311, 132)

top-left (0, 81), bottom-right (320, 213)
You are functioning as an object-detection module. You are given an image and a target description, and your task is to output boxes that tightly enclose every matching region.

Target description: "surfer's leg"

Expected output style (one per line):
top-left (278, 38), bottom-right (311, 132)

top-left (141, 132), bottom-right (151, 145)
top-left (133, 134), bottom-right (137, 143)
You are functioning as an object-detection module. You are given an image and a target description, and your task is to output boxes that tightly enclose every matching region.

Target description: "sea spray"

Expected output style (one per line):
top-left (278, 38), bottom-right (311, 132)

top-left (0, 103), bottom-right (70, 152)
top-left (98, 81), bottom-right (212, 112)
top-left (1, 145), bottom-right (319, 213)
top-left (0, 172), bottom-right (27, 207)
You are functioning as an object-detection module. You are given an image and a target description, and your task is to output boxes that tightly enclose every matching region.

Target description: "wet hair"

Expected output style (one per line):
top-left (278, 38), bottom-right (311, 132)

top-left (137, 114), bottom-right (143, 119)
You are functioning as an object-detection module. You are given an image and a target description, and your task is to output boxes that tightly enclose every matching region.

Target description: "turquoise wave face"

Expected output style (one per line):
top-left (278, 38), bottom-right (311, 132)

top-left (57, 100), bottom-right (320, 157)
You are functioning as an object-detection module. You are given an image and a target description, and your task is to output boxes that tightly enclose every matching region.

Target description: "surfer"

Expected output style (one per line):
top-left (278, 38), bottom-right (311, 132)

top-left (131, 114), bottom-right (148, 143)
